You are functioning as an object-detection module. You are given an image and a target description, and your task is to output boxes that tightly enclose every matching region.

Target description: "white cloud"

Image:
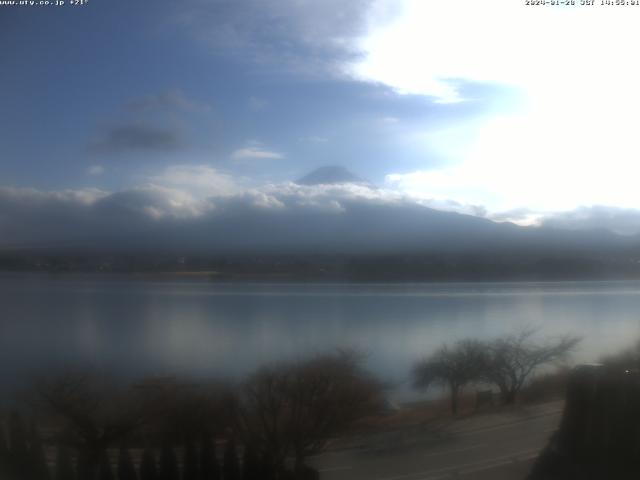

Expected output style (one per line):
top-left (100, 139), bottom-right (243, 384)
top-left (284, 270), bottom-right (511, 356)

top-left (97, 185), bottom-right (206, 220)
top-left (6, 173), bottom-right (640, 250)
top-left (87, 165), bottom-right (105, 176)
top-left (150, 165), bottom-right (239, 197)
top-left (358, 1), bottom-right (640, 214)
top-left (380, 116), bottom-right (399, 125)
top-left (353, 0), bottom-right (640, 103)
top-left (265, 181), bottom-right (401, 207)
top-left (0, 179), bottom-right (402, 249)
top-left (489, 208), bottom-right (543, 227)
top-left (385, 168), bottom-right (498, 209)
top-left (231, 147), bottom-right (284, 161)
top-left (543, 206), bottom-right (640, 236)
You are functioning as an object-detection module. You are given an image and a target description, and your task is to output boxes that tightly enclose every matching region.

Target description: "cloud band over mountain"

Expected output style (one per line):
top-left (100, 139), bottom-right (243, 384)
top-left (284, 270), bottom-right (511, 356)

top-left (1, 166), bottom-right (638, 255)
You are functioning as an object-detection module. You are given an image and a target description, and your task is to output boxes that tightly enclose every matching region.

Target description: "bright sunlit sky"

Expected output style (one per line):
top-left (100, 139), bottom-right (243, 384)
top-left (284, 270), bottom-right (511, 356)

top-left (3, 0), bottom-right (640, 236)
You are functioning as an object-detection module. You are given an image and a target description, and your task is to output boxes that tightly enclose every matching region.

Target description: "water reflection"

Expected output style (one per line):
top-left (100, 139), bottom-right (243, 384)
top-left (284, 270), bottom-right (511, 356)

top-left (2, 273), bottom-right (640, 398)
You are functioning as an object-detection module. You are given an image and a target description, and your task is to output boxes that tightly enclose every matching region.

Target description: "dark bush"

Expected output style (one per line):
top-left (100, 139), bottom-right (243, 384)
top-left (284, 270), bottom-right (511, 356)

top-left (140, 448), bottom-right (158, 480)
top-left (159, 442), bottom-right (179, 480)
top-left (222, 438), bottom-right (240, 480)
top-left (117, 447), bottom-right (137, 480)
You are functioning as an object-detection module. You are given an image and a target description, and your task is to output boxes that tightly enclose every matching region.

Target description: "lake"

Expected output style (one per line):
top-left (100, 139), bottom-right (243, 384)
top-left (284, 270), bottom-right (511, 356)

top-left (2, 273), bottom-right (640, 400)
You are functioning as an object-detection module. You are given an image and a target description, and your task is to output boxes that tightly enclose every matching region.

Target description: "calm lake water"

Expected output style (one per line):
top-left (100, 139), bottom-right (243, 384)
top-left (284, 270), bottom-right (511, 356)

top-left (2, 273), bottom-right (640, 399)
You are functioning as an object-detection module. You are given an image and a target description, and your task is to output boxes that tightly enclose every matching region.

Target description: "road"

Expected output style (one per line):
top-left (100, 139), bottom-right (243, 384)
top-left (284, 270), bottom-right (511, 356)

top-left (312, 402), bottom-right (563, 480)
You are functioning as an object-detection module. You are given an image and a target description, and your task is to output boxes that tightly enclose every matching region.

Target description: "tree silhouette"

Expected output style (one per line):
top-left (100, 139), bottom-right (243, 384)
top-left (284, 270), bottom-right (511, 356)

top-left (241, 443), bottom-right (261, 480)
top-left (98, 450), bottom-right (114, 480)
top-left (183, 438), bottom-right (198, 480)
top-left (150, 379), bottom-right (233, 448)
top-left (8, 411), bottom-right (30, 476)
top-left (258, 452), bottom-right (275, 480)
top-left (54, 446), bottom-right (75, 480)
top-left (37, 373), bottom-right (151, 479)
top-left (413, 340), bottom-right (486, 415)
top-left (140, 447), bottom-right (158, 480)
top-left (0, 423), bottom-right (9, 478)
top-left (76, 447), bottom-right (95, 480)
top-left (117, 446), bottom-right (137, 480)
top-left (288, 351), bottom-right (381, 472)
top-left (159, 442), bottom-right (179, 480)
top-left (237, 351), bottom-right (381, 473)
top-left (199, 434), bottom-right (220, 480)
top-left (29, 421), bottom-right (50, 480)
top-left (222, 438), bottom-right (240, 480)
top-left (483, 330), bottom-right (580, 404)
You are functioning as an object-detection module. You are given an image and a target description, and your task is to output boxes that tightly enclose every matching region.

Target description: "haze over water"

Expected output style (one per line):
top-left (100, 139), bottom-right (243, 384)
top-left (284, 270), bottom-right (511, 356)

top-left (3, 273), bottom-right (640, 400)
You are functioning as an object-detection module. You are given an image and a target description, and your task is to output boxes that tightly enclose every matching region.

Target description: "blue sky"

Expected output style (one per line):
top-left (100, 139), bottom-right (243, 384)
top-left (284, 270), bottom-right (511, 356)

top-left (0, 0), bottom-right (507, 186)
top-left (3, 0), bottom-right (640, 245)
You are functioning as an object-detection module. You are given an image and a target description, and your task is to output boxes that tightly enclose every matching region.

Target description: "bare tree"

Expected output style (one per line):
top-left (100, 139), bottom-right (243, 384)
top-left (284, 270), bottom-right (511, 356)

top-left (237, 351), bottom-right (382, 475)
top-left (222, 437), bottom-right (240, 480)
top-left (199, 433), bottom-right (220, 480)
top-left (54, 445), bottom-right (75, 480)
top-left (141, 378), bottom-right (233, 442)
top-left (159, 441), bottom-right (179, 480)
top-left (34, 372), bottom-right (153, 478)
top-left (139, 447), bottom-right (158, 480)
top-left (98, 450), bottom-right (114, 480)
top-left (483, 329), bottom-right (580, 405)
top-left (7, 412), bottom-right (29, 477)
top-left (116, 447), bottom-right (137, 480)
top-left (237, 367), bottom-right (283, 472)
top-left (183, 437), bottom-right (198, 480)
top-left (284, 351), bottom-right (382, 471)
top-left (29, 420), bottom-right (50, 480)
top-left (0, 422), bottom-right (7, 478)
top-left (413, 340), bottom-right (486, 415)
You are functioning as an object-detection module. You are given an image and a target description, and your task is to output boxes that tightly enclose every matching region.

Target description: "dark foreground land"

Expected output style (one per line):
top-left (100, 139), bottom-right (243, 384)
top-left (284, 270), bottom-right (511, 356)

top-left (313, 401), bottom-right (562, 480)
top-left (316, 362), bottom-right (640, 479)
top-left (1, 398), bottom-right (564, 480)
top-left (2, 352), bottom-right (639, 479)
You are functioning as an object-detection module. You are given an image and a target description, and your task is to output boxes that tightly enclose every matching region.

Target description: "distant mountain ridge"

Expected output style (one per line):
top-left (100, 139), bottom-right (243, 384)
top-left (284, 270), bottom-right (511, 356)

top-left (296, 166), bottom-right (369, 186)
top-left (3, 163), bottom-right (640, 279)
